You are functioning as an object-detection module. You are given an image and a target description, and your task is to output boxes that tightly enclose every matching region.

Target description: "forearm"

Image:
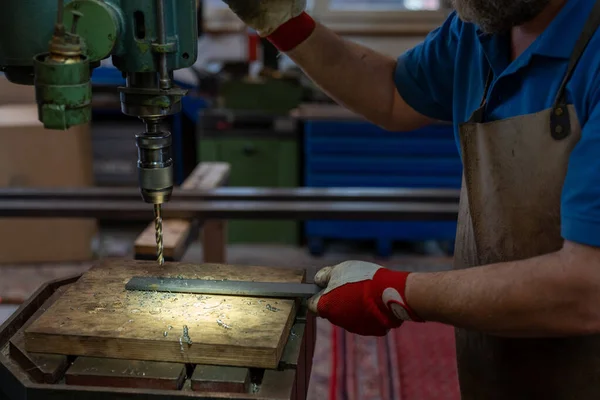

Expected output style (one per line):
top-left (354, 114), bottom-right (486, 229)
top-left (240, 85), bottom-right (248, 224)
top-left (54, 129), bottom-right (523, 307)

top-left (286, 23), bottom-right (431, 130)
top-left (406, 243), bottom-right (600, 337)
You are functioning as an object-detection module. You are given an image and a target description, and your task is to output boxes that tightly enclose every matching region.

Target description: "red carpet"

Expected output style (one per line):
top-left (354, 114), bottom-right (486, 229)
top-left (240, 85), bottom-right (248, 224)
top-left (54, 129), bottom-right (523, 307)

top-left (327, 322), bottom-right (460, 400)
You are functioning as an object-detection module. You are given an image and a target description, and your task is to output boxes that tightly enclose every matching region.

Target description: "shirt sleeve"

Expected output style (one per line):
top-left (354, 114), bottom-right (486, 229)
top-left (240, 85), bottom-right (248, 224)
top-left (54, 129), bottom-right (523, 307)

top-left (394, 12), bottom-right (462, 122)
top-left (561, 92), bottom-right (600, 247)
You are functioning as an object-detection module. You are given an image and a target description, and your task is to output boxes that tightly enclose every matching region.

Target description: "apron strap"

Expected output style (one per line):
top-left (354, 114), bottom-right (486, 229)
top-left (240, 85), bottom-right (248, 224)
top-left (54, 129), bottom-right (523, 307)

top-left (551, 0), bottom-right (600, 140)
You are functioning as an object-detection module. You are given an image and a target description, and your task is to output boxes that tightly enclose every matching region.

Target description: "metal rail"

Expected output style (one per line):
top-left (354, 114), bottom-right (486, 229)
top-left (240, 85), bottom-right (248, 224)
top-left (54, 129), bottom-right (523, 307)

top-left (0, 187), bottom-right (460, 202)
top-left (0, 199), bottom-right (459, 220)
top-left (0, 187), bottom-right (460, 221)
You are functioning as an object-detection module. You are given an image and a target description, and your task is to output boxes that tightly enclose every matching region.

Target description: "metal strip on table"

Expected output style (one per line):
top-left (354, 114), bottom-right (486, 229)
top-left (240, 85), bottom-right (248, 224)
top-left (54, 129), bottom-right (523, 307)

top-left (125, 277), bottom-right (321, 299)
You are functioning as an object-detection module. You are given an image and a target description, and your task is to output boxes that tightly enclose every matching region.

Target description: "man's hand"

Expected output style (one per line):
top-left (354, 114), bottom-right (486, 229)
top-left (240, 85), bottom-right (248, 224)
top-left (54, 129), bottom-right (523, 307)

top-left (221, 0), bottom-right (306, 36)
top-left (308, 261), bottom-right (423, 336)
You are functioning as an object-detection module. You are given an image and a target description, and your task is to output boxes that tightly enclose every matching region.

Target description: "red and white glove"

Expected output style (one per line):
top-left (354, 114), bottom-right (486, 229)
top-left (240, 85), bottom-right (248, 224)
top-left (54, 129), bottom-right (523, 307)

top-left (221, 0), bottom-right (315, 52)
top-left (308, 261), bottom-right (423, 336)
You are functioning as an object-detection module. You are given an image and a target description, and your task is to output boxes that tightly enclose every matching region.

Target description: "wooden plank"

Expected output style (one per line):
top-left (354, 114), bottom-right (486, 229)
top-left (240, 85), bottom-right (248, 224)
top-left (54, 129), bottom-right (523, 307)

top-left (191, 365), bottom-right (250, 393)
top-left (202, 219), bottom-right (227, 264)
top-left (65, 357), bottom-right (186, 390)
top-left (134, 162), bottom-right (230, 262)
top-left (8, 285), bottom-right (70, 383)
top-left (134, 219), bottom-right (193, 261)
top-left (24, 260), bottom-right (304, 369)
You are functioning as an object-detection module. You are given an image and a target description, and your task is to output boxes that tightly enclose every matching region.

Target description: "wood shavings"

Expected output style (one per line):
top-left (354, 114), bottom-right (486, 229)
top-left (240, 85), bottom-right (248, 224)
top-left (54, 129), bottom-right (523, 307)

top-left (216, 319), bottom-right (231, 330)
top-left (182, 325), bottom-right (192, 344)
top-left (266, 304), bottom-right (281, 312)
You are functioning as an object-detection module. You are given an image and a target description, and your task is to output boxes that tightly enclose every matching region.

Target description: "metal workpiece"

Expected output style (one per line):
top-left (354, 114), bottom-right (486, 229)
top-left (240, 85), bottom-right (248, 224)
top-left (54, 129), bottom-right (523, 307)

top-left (125, 277), bottom-right (321, 299)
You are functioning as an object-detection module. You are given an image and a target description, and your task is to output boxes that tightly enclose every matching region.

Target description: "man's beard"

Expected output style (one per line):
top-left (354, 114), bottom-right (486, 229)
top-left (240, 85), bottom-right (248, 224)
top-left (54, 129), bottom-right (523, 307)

top-left (451, 0), bottom-right (551, 33)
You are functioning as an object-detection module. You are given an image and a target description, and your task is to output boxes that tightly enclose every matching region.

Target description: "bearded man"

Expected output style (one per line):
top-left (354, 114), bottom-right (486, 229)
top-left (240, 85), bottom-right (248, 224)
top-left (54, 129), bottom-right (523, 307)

top-left (220, 0), bottom-right (600, 397)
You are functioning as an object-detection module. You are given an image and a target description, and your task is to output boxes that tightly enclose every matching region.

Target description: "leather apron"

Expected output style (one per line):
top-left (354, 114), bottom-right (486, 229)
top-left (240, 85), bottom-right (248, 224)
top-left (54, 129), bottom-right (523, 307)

top-left (454, 2), bottom-right (600, 398)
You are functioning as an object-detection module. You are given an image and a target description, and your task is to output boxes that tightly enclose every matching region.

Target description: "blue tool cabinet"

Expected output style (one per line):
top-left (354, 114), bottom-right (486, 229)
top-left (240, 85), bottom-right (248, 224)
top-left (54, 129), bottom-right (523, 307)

top-left (304, 120), bottom-right (462, 257)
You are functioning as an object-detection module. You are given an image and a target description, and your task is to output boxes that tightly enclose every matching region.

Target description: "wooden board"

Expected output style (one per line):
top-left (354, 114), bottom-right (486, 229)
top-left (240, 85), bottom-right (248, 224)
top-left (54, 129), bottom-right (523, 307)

top-left (24, 260), bottom-right (304, 369)
top-left (9, 285), bottom-right (70, 383)
top-left (134, 162), bottom-right (230, 262)
top-left (65, 357), bottom-right (186, 390)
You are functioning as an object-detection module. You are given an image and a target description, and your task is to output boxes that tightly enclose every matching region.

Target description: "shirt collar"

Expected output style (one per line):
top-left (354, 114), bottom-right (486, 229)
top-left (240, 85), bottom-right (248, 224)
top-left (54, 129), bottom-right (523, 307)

top-left (531, 0), bottom-right (596, 59)
top-left (476, 0), bottom-right (595, 61)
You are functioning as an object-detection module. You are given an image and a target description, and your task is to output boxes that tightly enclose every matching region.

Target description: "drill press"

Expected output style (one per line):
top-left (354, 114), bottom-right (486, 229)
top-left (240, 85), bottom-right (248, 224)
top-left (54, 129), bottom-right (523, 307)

top-left (0, 0), bottom-right (198, 264)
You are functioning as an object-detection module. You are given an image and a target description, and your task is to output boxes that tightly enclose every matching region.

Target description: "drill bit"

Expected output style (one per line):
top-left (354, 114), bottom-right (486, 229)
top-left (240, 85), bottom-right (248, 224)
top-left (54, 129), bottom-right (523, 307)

top-left (153, 204), bottom-right (164, 265)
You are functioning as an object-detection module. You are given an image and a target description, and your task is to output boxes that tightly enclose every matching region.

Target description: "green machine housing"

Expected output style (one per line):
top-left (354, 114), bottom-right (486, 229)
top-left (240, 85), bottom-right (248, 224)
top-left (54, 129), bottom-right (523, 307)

top-left (0, 0), bottom-right (199, 207)
top-left (0, 0), bottom-right (198, 129)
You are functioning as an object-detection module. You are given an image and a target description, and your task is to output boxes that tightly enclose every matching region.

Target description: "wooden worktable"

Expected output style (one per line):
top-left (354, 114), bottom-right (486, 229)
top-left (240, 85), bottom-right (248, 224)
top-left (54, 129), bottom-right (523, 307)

top-left (23, 260), bottom-right (304, 369)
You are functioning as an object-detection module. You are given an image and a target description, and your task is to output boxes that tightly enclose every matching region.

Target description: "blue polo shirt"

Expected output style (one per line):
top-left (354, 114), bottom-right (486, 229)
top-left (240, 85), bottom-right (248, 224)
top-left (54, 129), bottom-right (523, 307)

top-left (394, 0), bottom-right (600, 247)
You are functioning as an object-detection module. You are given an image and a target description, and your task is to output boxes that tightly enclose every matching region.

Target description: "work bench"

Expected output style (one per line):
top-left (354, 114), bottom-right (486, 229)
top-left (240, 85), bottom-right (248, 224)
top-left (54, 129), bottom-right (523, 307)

top-left (0, 261), bottom-right (316, 400)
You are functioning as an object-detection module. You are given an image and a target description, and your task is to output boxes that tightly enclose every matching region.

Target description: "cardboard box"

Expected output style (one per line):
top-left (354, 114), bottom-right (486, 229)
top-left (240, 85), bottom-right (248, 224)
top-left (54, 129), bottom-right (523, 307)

top-left (0, 92), bottom-right (97, 263)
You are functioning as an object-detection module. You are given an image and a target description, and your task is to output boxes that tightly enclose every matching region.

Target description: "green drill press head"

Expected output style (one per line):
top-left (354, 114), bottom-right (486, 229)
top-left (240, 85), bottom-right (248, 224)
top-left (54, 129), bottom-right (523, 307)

top-left (0, 0), bottom-right (198, 130)
top-left (0, 0), bottom-right (199, 206)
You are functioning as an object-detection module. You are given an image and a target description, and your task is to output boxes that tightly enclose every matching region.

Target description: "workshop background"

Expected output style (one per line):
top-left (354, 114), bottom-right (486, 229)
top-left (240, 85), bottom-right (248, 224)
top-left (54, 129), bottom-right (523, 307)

top-left (0, 0), bottom-right (460, 399)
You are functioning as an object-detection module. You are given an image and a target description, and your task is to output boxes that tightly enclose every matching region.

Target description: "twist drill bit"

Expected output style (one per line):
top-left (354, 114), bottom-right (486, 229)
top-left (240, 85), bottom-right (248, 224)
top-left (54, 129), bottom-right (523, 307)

top-left (153, 204), bottom-right (164, 265)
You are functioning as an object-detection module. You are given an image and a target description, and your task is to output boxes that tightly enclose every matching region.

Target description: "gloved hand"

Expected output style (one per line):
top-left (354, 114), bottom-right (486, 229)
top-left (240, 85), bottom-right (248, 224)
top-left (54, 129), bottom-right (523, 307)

top-left (308, 261), bottom-right (423, 336)
top-left (221, 0), bottom-right (315, 51)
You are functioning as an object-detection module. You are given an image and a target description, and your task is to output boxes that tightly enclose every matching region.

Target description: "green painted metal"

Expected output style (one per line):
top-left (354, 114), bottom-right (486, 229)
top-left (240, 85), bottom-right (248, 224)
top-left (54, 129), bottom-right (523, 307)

top-left (63, 0), bottom-right (119, 62)
top-left (0, 0), bottom-right (199, 128)
top-left (0, 0), bottom-right (58, 67)
top-left (199, 138), bottom-right (300, 245)
top-left (33, 55), bottom-right (92, 129)
top-left (221, 80), bottom-right (305, 113)
top-left (0, 0), bottom-right (60, 84)
top-left (111, 0), bottom-right (198, 73)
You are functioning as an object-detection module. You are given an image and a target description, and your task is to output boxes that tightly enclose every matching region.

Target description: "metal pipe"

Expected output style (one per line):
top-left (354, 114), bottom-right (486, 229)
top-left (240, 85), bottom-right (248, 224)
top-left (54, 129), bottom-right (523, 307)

top-left (0, 199), bottom-right (458, 221)
top-left (155, 0), bottom-right (171, 90)
top-left (0, 187), bottom-right (460, 203)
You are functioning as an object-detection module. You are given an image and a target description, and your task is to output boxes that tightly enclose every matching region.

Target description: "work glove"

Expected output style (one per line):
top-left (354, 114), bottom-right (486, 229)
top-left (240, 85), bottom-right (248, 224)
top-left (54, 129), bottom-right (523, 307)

top-left (221, 0), bottom-right (315, 51)
top-left (308, 261), bottom-right (423, 336)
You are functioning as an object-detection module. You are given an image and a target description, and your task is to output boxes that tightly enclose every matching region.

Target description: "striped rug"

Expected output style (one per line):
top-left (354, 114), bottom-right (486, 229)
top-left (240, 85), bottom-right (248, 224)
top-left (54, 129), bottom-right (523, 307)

top-left (308, 320), bottom-right (460, 400)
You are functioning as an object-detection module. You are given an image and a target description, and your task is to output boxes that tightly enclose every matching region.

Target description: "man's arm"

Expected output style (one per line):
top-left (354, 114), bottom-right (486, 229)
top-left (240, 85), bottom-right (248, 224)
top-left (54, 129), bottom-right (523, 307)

top-left (287, 24), bottom-right (434, 131)
top-left (309, 241), bottom-right (600, 337)
top-left (406, 240), bottom-right (600, 337)
top-left (219, 0), bottom-right (457, 131)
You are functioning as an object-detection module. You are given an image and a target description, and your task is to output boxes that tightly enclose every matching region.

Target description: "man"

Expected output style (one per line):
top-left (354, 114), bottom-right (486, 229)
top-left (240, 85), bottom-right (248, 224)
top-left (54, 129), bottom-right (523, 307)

top-left (221, 0), bottom-right (600, 397)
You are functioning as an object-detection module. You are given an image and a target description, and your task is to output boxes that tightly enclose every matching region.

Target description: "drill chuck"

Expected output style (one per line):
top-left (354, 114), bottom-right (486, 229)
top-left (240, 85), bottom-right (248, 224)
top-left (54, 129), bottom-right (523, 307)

top-left (135, 131), bottom-right (173, 205)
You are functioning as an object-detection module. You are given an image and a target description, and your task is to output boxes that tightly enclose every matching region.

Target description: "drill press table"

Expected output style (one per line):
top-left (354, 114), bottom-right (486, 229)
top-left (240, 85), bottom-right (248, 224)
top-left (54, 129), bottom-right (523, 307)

top-left (0, 261), bottom-right (315, 400)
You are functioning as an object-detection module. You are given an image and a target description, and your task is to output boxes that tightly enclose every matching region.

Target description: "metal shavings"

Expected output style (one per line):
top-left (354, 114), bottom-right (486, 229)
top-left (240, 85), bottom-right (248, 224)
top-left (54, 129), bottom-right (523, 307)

top-left (250, 383), bottom-right (259, 393)
top-left (179, 337), bottom-right (184, 352)
top-left (216, 319), bottom-right (231, 330)
top-left (168, 325), bottom-right (173, 330)
top-left (266, 304), bottom-right (281, 312)
top-left (182, 325), bottom-right (192, 345)
top-left (163, 331), bottom-right (168, 337)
